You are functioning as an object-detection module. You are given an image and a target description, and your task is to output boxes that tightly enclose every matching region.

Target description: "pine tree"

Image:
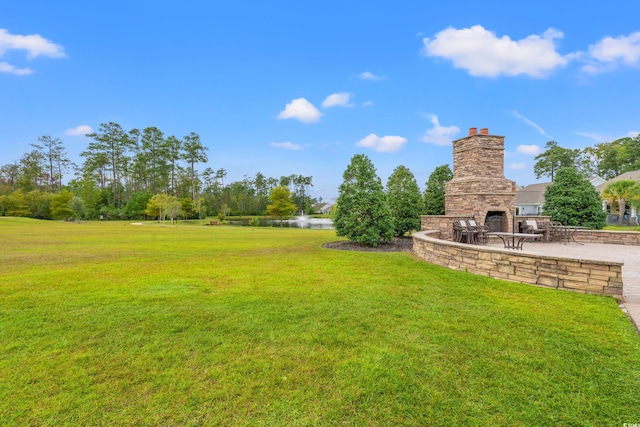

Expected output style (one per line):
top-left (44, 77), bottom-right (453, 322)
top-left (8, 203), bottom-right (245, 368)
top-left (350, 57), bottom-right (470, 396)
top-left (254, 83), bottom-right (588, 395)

top-left (334, 154), bottom-right (393, 247)
top-left (423, 164), bottom-right (452, 215)
top-left (386, 165), bottom-right (422, 237)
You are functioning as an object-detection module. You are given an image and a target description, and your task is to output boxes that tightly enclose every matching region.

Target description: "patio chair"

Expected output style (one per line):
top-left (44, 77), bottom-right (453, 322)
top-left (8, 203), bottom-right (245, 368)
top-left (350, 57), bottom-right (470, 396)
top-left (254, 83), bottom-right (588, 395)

top-left (549, 221), bottom-right (563, 242)
top-left (453, 220), bottom-right (479, 244)
top-left (467, 219), bottom-right (489, 245)
top-left (452, 220), bottom-right (467, 243)
top-left (522, 219), bottom-right (550, 242)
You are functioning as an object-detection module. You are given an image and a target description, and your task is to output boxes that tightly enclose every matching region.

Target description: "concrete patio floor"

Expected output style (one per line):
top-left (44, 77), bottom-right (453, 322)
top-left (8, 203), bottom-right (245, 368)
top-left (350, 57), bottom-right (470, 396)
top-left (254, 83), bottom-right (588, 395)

top-left (486, 241), bottom-right (640, 332)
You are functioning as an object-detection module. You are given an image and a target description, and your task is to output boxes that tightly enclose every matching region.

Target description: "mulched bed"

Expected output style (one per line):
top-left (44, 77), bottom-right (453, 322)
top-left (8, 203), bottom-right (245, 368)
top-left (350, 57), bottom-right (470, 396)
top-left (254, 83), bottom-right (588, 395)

top-left (322, 237), bottom-right (413, 252)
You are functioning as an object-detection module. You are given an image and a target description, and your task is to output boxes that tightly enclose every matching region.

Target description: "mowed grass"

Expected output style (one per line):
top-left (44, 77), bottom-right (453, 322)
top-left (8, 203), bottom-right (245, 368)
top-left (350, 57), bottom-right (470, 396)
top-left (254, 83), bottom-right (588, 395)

top-left (1, 218), bottom-right (639, 426)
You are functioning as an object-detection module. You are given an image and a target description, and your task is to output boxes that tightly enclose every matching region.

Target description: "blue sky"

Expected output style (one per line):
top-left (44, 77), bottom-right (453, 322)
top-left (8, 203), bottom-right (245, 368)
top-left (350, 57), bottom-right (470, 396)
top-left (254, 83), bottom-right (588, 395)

top-left (1, 1), bottom-right (639, 201)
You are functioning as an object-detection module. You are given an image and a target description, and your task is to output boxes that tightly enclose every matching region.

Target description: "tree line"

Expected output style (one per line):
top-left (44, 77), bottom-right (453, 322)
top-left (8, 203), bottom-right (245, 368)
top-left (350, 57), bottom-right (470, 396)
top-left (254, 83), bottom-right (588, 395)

top-left (534, 136), bottom-right (640, 181)
top-left (334, 154), bottom-right (453, 246)
top-left (0, 122), bottom-right (318, 220)
top-left (336, 151), bottom-right (640, 247)
top-left (534, 137), bottom-right (640, 225)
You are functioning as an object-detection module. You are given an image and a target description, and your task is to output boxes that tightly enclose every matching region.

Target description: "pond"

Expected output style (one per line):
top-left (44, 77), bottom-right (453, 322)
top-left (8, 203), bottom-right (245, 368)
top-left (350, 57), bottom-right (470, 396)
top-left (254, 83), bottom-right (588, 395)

top-left (228, 216), bottom-right (334, 229)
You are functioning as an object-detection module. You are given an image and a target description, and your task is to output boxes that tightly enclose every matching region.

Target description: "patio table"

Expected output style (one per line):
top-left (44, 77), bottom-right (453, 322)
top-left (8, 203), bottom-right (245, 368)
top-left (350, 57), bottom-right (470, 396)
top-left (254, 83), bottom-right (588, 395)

top-left (549, 226), bottom-right (589, 245)
top-left (486, 232), bottom-right (540, 250)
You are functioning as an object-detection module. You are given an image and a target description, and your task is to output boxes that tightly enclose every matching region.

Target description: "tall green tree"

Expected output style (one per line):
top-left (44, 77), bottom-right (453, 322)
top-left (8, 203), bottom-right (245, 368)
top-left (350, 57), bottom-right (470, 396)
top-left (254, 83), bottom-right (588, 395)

top-left (141, 126), bottom-right (166, 194)
top-left (182, 132), bottom-right (208, 202)
top-left (165, 135), bottom-right (183, 195)
top-left (179, 197), bottom-right (194, 219)
top-left (50, 189), bottom-right (75, 220)
top-left (534, 141), bottom-right (582, 181)
top-left (124, 191), bottom-right (152, 219)
top-left (85, 122), bottom-right (131, 208)
top-left (423, 164), bottom-right (453, 215)
top-left (582, 139), bottom-right (626, 180)
top-left (0, 163), bottom-right (20, 194)
top-left (25, 190), bottom-right (53, 219)
top-left (619, 135), bottom-right (640, 173)
top-left (292, 175), bottom-right (313, 213)
top-left (386, 165), bottom-right (422, 237)
top-left (128, 128), bottom-right (146, 192)
top-left (30, 135), bottom-right (69, 193)
top-left (145, 193), bottom-right (176, 223)
top-left (69, 196), bottom-right (86, 222)
top-left (334, 154), bottom-right (393, 247)
top-left (18, 150), bottom-right (46, 192)
top-left (542, 167), bottom-right (606, 229)
top-left (0, 190), bottom-right (30, 216)
top-left (602, 179), bottom-right (640, 223)
top-left (266, 185), bottom-right (297, 226)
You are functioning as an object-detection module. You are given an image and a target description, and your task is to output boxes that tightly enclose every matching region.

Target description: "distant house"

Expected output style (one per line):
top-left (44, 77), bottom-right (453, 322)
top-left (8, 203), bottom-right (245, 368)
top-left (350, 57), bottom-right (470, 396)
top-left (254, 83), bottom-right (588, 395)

top-left (312, 203), bottom-right (334, 215)
top-left (515, 183), bottom-right (549, 215)
top-left (515, 176), bottom-right (605, 216)
top-left (595, 170), bottom-right (640, 194)
top-left (596, 170), bottom-right (640, 223)
top-left (586, 175), bottom-right (607, 188)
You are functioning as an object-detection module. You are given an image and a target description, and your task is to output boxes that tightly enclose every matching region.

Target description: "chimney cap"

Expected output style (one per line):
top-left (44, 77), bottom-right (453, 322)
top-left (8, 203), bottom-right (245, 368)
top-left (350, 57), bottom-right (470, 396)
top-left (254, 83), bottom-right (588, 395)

top-left (469, 127), bottom-right (478, 135)
top-left (480, 128), bottom-right (489, 135)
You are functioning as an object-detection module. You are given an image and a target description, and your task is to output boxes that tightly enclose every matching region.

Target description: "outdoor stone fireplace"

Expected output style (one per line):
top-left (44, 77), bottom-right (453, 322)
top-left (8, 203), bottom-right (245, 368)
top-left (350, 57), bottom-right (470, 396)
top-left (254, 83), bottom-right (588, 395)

top-left (420, 127), bottom-right (516, 239)
top-left (485, 211), bottom-right (506, 233)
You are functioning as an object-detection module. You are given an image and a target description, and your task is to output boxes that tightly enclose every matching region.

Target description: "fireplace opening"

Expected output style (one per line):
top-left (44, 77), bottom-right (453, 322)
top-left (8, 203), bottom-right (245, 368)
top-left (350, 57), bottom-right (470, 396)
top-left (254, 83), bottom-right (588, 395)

top-left (485, 212), bottom-right (505, 232)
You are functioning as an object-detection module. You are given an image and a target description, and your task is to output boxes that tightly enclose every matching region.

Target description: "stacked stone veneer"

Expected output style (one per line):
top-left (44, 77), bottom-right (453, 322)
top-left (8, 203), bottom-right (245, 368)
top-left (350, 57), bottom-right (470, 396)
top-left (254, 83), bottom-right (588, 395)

top-left (573, 230), bottom-right (640, 245)
top-left (412, 231), bottom-right (623, 299)
top-left (421, 215), bottom-right (473, 241)
top-left (444, 130), bottom-right (516, 232)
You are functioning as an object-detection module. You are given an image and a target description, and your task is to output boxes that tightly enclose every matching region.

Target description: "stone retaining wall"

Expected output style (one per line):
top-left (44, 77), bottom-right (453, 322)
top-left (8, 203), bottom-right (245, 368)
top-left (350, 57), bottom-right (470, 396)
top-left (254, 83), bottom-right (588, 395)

top-left (411, 231), bottom-right (623, 299)
top-left (573, 230), bottom-right (640, 245)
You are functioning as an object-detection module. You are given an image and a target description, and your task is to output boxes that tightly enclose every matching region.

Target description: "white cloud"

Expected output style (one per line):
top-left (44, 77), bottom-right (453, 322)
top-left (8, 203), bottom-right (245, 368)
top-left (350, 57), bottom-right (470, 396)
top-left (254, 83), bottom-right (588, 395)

top-left (422, 25), bottom-right (570, 78)
top-left (362, 101), bottom-right (374, 107)
top-left (0, 29), bottom-right (66, 58)
top-left (65, 125), bottom-right (93, 136)
top-left (356, 134), bottom-right (407, 153)
top-left (269, 141), bottom-right (302, 151)
top-left (0, 61), bottom-right (32, 75)
top-left (508, 163), bottom-right (527, 170)
top-left (512, 110), bottom-right (552, 138)
top-left (516, 144), bottom-right (541, 155)
top-left (322, 92), bottom-right (354, 108)
top-left (583, 32), bottom-right (640, 74)
top-left (421, 115), bottom-right (460, 146)
top-left (575, 131), bottom-right (606, 143)
top-left (0, 29), bottom-right (65, 76)
top-left (359, 71), bottom-right (385, 81)
top-left (576, 130), bottom-right (639, 143)
top-left (277, 98), bottom-right (322, 123)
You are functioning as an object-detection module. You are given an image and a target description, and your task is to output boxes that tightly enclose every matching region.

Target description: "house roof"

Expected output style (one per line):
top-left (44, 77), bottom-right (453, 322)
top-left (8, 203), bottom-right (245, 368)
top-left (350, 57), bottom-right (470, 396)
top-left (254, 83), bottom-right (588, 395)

top-left (596, 170), bottom-right (640, 193)
top-left (587, 175), bottom-right (606, 187)
top-left (313, 203), bottom-right (334, 212)
top-left (515, 182), bottom-right (550, 205)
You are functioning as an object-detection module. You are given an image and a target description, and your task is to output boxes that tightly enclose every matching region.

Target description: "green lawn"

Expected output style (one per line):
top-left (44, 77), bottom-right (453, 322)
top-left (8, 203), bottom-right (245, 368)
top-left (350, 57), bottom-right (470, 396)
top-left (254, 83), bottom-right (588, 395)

top-left (1, 217), bottom-right (639, 426)
top-left (604, 224), bottom-right (640, 232)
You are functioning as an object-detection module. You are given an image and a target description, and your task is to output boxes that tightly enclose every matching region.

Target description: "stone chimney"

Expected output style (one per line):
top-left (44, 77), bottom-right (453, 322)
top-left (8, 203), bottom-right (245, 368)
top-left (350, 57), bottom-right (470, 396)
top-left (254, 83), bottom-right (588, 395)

top-left (444, 128), bottom-right (516, 232)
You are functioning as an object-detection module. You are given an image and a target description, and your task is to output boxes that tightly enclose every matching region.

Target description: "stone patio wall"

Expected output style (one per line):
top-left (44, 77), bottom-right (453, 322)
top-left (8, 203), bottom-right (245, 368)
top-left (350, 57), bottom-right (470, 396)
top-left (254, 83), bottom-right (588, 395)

top-left (572, 230), bottom-right (640, 245)
top-left (411, 231), bottom-right (623, 300)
